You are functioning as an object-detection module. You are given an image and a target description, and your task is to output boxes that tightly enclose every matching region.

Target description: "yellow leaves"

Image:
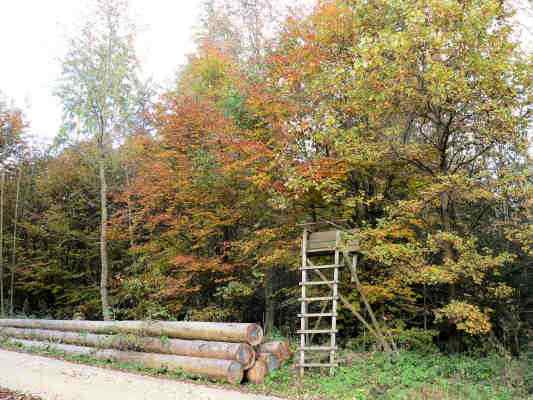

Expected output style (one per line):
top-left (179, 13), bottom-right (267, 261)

top-left (506, 224), bottom-right (533, 257)
top-left (419, 265), bottom-right (457, 285)
top-left (179, 44), bottom-right (239, 100)
top-left (258, 248), bottom-right (292, 268)
top-left (359, 284), bottom-right (395, 304)
top-left (426, 232), bottom-right (514, 286)
top-left (486, 283), bottom-right (514, 300)
top-left (436, 301), bottom-right (492, 335)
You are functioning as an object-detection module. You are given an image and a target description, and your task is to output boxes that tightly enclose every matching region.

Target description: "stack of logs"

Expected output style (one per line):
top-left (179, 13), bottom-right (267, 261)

top-left (0, 319), bottom-right (291, 384)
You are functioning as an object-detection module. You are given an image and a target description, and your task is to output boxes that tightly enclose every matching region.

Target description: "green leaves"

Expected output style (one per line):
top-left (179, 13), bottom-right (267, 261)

top-left (55, 0), bottom-right (145, 143)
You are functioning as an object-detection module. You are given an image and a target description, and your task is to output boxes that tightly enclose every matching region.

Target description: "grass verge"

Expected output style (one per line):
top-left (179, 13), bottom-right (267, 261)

top-left (0, 339), bottom-right (528, 399)
top-left (253, 350), bottom-right (528, 400)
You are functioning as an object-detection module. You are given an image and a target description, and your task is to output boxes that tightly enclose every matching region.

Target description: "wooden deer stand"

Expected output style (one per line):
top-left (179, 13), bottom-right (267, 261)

top-left (298, 225), bottom-right (358, 377)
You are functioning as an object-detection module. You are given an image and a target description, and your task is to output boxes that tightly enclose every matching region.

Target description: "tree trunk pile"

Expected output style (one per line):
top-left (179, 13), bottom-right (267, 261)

top-left (0, 319), bottom-right (263, 345)
top-left (0, 319), bottom-right (291, 385)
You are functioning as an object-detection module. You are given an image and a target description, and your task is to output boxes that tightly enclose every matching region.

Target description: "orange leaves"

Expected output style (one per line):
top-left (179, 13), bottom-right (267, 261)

top-left (155, 95), bottom-right (232, 151)
top-left (97, 0), bottom-right (532, 332)
top-left (358, 284), bottom-right (395, 304)
top-left (296, 158), bottom-right (348, 182)
top-left (0, 107), bottom-right (25, 146)
top-left (172, 254), bottom-right (235, 274)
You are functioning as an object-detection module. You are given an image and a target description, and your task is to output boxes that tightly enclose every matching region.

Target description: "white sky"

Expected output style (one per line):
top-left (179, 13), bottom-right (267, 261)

top-left (0, 0), bottom-right (203, 146)
top-left (0, 0), bottom-right (531, 148)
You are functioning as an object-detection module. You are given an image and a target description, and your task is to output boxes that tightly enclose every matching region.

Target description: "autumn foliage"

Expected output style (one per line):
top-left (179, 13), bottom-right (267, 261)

top-left (2, 0), bottom-right (531, 352)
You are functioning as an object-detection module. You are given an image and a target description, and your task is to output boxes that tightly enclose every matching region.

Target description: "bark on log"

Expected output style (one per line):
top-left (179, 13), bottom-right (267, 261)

top-left (257, 341), bottom-right (291, 361)
top-left (10, 338), bottom-right (94, 355)
top-left (0, 319), bottom-right (263, 346)
top-left (0, 327), bottom-right (255, 368)
top-left (244, 359), bottom-right (267, 384)
top-left (7, 338), bottom-right (244, 384)
top-left (256, 352), bottom-right (280, 372)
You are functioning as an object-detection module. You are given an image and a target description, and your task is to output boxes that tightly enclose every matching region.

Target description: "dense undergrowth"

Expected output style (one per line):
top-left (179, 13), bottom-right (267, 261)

top-left (1, 337), bottom-right (529, 400)
top-left (259, 351), bottom-right (530, 400)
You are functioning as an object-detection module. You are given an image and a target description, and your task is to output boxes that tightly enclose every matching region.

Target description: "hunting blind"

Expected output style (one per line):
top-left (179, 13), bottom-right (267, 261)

top-left (298, 226), bottom-right (358, 377)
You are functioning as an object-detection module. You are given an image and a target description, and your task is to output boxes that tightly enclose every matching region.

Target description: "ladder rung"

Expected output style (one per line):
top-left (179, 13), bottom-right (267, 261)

top-left (297, 329), bottom-right (337, 334)
top-left (296, 363), bottom-right (338, 368)
top-left (299, 313), bottom-right (336, 317)
top-left (299, 346), bottom-right (337, 351)
top-left (299, 280), bottom-right (338, 286)
top-left (301, 264), bottom-right (342, 270)
top-left (299, 296), bottom-right (338, 301)
top-left (306, 248), bottom-right (340, 254)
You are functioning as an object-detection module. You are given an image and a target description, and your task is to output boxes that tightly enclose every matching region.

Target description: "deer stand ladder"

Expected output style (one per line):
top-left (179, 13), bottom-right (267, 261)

top-left (298, 228), bottom-right (358, 378)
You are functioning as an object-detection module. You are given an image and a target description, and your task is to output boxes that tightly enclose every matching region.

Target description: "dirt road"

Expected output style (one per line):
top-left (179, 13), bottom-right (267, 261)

top-left (0, 349), bottom-right (283, 400)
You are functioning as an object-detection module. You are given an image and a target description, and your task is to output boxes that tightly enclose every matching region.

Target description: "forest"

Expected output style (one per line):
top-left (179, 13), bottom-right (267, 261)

top-left (0, 0), bottom-right (531, 363)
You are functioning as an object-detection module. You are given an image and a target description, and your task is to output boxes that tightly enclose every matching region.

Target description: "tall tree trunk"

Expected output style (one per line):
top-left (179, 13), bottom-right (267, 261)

top-left (9, 167), bottom-right (21, 315)
top-left (98, 142), bottom-right (112, 321)
top-left (124, 167), bottom-right (134, 247)
top-left (0, 171), bottom-right (4, 317)
top-left (440, 190), bottom-right (457, 299)
top-left (264, 268), bottom-right (274, 336)
top-left (440, 191), bottom-right (452, 232)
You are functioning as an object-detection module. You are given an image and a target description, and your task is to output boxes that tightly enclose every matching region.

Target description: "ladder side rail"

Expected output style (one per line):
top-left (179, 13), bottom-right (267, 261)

top-left (331, 231), bottom-right (340, 375)
top-left (299, 229), bottom-right (308, 378)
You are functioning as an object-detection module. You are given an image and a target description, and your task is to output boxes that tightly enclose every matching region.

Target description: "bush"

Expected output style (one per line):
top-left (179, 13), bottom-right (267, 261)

top-left (346, 327), bottom-right (439, 354)
top-left (523, 349), bottom-right (533, 394)
top-left (257, 350), bottom-right (527, 399)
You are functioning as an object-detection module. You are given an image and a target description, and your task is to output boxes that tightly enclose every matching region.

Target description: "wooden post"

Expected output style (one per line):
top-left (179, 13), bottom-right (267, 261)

top-left (299, 229), bottom-right (308, 378)
top-left (331, 231), bottom-right (340, 376)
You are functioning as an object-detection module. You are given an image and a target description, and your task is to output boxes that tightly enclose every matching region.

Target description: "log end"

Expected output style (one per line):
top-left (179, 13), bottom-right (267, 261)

top-left (257, 340), bottom-right (291, 361)
top-left (246, 324), bottom-right (264, 346)
top-left (280, 342), bottom-right (292, 361)
top-left (245, 360), bottom-right (268, 385)
top-left (257, 353), bottom-right (280, 372)
top-left (227, 361), bottom-right (244, 385)
top-left (237, 343), bottom-right (255, 369)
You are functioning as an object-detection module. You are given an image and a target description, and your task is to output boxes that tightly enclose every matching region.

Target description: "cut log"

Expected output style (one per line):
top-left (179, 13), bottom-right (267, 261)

top-left (0, 327), bottom-right (255, 368)
top-left (257, 341), bottom-right (291, 361)
top-left (7, 338), bottom-right (244, 384)
top-left (9, 338), bottom-right (94, 356)
top-left (256, 352), bottom-right (280, 372)
top-left (0, 319), bottom-right (263, 346)
top-left (244, 359), bottom-right (267, 384)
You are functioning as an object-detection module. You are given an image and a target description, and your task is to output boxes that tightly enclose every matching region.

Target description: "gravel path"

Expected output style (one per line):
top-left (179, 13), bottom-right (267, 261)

top-left (0, 387), bottom-right (41, 400)
top-left (0, 349), bottom-right (283, 400)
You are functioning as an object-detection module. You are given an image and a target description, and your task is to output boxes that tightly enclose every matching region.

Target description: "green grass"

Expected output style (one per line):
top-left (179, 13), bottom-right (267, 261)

top-left (0, 337), bottom-right (528, 399)
top-left (251, 351), bottom-right (528, 400)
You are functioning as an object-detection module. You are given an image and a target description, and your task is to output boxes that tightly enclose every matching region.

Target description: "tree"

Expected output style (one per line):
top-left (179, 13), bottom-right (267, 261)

top-left (9, 165), bottom-right (22, 314)
top-left (197, 0), bottom-right (303, 335)
top-left (0, 171), bottom-right (4, 316)
top-left (199, 0), bottom-right (281, 62)
top-left (16, 143), bottom-right (105, 319)
top-left (0, 93), bottom-right (25, 316)
top-left (248, 0), bottom-right (531, 344)
top-left (56, 0), bottom-right (144, 320)
top-left (7, 0), bottom-right (531, 352)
